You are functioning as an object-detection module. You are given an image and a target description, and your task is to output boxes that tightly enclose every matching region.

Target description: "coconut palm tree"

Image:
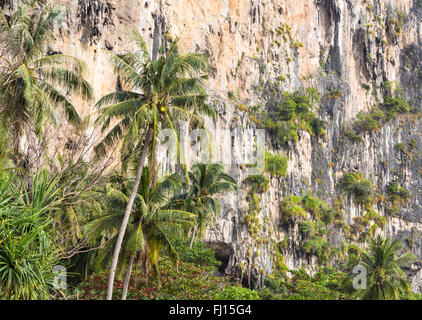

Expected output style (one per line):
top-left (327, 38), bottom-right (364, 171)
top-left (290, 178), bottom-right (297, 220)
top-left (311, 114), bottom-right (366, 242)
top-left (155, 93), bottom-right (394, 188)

top-left (361, 236), bottom-right (416, 300)
top-left (174, 163), bottom-right (237, 248)
top-left (94, 30), bottom-right (216, 299)
top-left (0, 2), bottom-right (93, 156)
top-left (84, 167), bottom-right (195, 299)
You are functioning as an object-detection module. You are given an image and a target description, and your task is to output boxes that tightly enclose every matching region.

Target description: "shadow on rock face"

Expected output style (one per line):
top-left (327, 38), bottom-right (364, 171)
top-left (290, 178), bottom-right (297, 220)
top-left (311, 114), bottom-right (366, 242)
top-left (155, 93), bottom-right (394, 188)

top-left (206, 241), bottom-right (233, 273)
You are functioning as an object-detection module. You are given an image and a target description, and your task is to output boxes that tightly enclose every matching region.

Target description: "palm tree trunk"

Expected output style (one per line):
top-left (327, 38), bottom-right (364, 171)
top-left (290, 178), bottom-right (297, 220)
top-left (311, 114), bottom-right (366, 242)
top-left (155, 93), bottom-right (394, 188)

top-left (132, 253), bottom-right (143, 289)
top-left (189, 224), bottom-right (197, 249)
top-left (143, 239), bottom-right (150, 284)
top-left (106, 127), bottom-right (153, 300)
top-left (121, 253), bottom-right (135, 300)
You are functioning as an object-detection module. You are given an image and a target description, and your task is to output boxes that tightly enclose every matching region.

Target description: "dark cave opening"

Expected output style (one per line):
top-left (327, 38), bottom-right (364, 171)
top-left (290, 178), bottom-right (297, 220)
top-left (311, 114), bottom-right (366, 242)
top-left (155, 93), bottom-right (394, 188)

top-left (206, 241), bottom-right (233, 274)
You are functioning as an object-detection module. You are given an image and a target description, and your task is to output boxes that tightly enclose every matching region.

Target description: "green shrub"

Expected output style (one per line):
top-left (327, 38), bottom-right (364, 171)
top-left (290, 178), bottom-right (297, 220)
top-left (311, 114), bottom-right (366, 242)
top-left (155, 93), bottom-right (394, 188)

top-left (274, 120), bottom-right (299, 145)
top-left (302, 236), bottom-right (331, 261)
top-left (383, 96), bottom-right (410, 115)
top-left (309, 117), bottom-right (326, 136)
top-left (260, 88), bottom-right (325, 147)
top-left (216, 286), bottom-right (261, 300)
top-left (243, 174), bottom-right (270, 193)
top-left (300, 221), bottom-right (316, 237)
top-left (265, 152), bottom-right (288, 177)
top-left (262, 267), bottom-right (350, 300)
top-left (301, 194), bottom-right (328, 220)
top-left (355, 112), bottom-right (379, 131)
top-left (386, 181), bottom-right (410, 204)
top-left (280, 196), bottom-right (307, 222)
top-left (0, 170), bottom-right (63, 300)
top-left (338, 172), bottom-right (374, 206)
top-left (321, 208), bottom-right (342, 225)
top-left (326, 89), bottom-right (343, 99)
top-left (172, 240), bottom-right (221, 268)
top-left (348, 89), bottom-right (413, 136)
top-left (394, 142), bottom-right (407, 154)
top-left (345, 130), bottom-right (363, 143)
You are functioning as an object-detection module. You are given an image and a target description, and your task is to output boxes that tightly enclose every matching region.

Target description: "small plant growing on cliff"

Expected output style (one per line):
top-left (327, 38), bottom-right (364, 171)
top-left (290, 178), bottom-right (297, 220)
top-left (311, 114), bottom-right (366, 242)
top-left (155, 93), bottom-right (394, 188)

top-left (383, 96), bottom-right (410, 119)
top-left (394, 142), bottom-right (407, 153)
top-left (301, 194), bottom-right (328, 220)
top-left (326, 88), bottom-right (343, 99)
top-left (265, 152), bottom-right (288, 177)
top-left (243, 174), bottom-right (270, 194)
top-left (355, 111), bottom-right (380, 132)
top-left (345, 129), bottom-right (363, 143)
top-left (386, 181), bottom-right (410, 205)
top-left (260, 88), bottom-right (325, 147)
top-left (280, 196), bottom-right (307, 223)
top-left (338, 172), bottom-right (375, 206)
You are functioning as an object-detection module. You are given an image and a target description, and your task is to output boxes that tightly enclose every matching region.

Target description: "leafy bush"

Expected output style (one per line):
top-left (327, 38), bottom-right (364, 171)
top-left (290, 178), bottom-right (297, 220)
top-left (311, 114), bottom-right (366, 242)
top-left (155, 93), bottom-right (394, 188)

top-left (300, 221), bottom-right (316, 237)
top-left (302, 236), bottom-right (331, 262)
top-left (265, 152), bottom-right (288, 177)
top-left (326, 88), bottom-right (343, 99)
top-left (216, 286), bottom-right (261, 300)
top-left (339, 172), bottom-right (374, 206)
top-left (355, 112), bottom-right (379, 131)
top-left (0, 170), bottom-right (63, 299)
top-left (345, 130), bottom-right (363, 143)
top-left (383, 96), bottom-right (410, 115)
top-left (394, 142), bottom-right (407, 154)
top-left (261, 267), bottom-right (350, 300)
top-left (348, 87), bottom-right (414, 137)
top-left (386, 181), bottom-right (410, 204)
top-left (301, 194), bottom-right (328, 220)
top-left (172, 240), bottom-right (221, 268)
top-left (309, 117), bottom-right (326, 137)
top-left (260, 88), bottom-right (325, 147)
top-left (280, 196), bottom-right (307, 222)
top-left (274, 120), bottom-right (299, 145)
top-left (243, 174), bottom-right (270, 193)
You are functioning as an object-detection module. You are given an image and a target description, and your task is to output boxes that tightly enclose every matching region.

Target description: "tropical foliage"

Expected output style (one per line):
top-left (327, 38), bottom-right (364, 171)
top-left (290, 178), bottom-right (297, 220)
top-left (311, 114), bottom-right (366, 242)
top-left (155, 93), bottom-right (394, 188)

top-left (0, 169), bottom-right (62, 299)
top-left (173, 163), bottom-right (237, 247)
top-left (86, 168), bottom-right (195, 283)
top-left (0, 0), bottom-right (419, 302)
top-left (93, 30), bottom-right (217, 299)
top-left (360, 236), bottom-right (416, 300)
top-left (0, 1), bottom-right (93, 155)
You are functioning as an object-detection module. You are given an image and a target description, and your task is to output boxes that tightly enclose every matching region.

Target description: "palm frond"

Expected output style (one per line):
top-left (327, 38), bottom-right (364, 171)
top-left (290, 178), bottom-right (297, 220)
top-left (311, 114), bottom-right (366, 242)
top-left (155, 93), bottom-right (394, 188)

top-left (94, 91), bottom-right (142, 109)
top-left (38, 67), bottom-right (94, 101)
top-left (38, 80), bottom-right (81, 127)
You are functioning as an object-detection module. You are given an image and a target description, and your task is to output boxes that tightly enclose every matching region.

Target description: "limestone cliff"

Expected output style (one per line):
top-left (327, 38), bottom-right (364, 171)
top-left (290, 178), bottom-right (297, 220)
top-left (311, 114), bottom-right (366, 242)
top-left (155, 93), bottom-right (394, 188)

top-left (3, 0), bottom-right (422, 291)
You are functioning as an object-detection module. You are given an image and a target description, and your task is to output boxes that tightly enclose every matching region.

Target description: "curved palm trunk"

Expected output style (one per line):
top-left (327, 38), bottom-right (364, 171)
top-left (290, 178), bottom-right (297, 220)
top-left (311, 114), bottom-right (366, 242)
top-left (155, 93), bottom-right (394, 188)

top-left (121, 253), bottom-right (135, 300)
top-left (106, 127), bottom-right (153, 300)
top-left (189, 198), bottom-right (202, 248)
top-left (141, 239), bottom-right (150, 285)
top-left (132, 252), bottom-right (143, 289)
top-left (189, 224), bottom-right (197, 249)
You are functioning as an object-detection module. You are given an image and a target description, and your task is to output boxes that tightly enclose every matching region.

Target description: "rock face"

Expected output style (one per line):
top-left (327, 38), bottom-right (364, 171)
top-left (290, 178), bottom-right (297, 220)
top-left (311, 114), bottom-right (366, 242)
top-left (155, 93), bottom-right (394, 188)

top-left (3, 0), bottom-right (422, 290)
